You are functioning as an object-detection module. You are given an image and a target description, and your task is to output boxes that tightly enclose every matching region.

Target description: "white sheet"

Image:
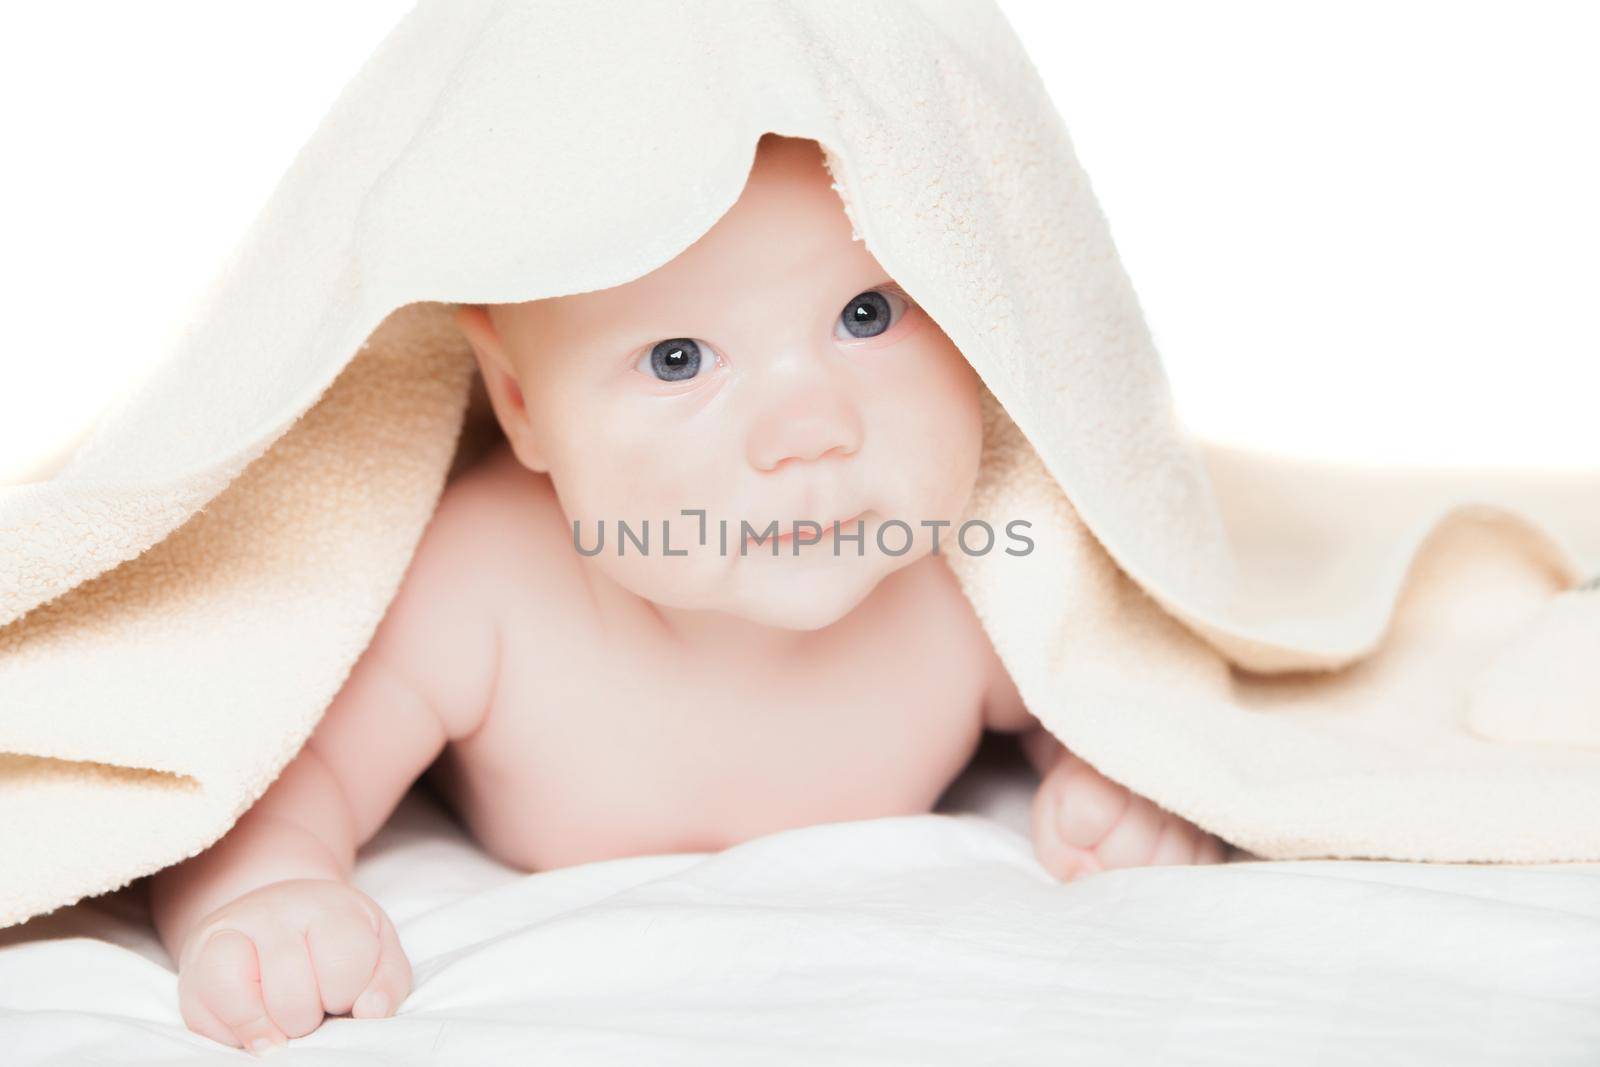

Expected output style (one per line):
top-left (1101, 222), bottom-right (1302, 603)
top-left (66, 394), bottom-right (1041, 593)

top-left (3, 740), bottom-right (1599, 1065)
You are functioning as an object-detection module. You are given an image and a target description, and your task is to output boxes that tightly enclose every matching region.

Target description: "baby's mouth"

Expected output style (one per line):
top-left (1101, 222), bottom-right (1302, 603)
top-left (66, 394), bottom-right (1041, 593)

top-left (743, 511), bottom-right (868, 551)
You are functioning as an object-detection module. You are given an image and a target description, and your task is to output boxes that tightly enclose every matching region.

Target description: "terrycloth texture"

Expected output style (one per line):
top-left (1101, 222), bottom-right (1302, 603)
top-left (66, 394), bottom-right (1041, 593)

top-left (2, 0), bottom-right (1599, 927)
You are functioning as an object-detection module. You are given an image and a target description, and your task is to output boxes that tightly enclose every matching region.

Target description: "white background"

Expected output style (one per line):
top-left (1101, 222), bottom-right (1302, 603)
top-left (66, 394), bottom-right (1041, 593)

top-left (0, 1), bottom-right (1595, 483)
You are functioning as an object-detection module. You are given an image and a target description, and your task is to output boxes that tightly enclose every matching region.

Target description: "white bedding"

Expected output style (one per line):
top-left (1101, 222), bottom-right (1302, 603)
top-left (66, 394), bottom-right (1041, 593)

top-left (3, 740), bottom-right (1599, 1065)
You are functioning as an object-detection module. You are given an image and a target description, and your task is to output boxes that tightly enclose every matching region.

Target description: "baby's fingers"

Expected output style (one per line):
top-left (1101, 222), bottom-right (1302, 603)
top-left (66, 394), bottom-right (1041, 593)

top-left (1147, 817), bottom-right (1201, 866)
top-left (253, 927), bottom-right (325, 1039)
top-left (306, 906), bottom-right (384, 1016)
top-left (351, 906), bottom-right (412, 1020)
top-left (176, 983), bottom-right (239, 1051)
top-left (183, 929), bottom-right (287, 1055)
top-left (1044, 755), bottom-right (1130, 850)
top-left (1196, 833), bottom-right (1229, 864)
top-left (1092, 793), bottom-right (1166, 869)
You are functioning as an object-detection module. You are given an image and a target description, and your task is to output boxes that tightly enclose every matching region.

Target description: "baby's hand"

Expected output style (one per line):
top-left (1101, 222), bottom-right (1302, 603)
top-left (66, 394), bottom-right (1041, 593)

top-left (1031, 748), bottom-right (1227, 881)
top-left (175, 879), bottom-right (410, 1054)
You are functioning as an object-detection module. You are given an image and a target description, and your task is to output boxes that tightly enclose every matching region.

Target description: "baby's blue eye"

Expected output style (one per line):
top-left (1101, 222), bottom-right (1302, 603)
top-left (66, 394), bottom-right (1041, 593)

top-left (638, 337), bottom-right (709, 382)
top-left (835, 288), bottom-right (908, 341)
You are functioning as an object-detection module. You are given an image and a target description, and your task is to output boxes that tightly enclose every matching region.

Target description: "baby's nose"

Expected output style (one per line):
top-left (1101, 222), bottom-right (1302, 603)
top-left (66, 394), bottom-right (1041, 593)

top-left (746, 385), bottom-right (864, 472)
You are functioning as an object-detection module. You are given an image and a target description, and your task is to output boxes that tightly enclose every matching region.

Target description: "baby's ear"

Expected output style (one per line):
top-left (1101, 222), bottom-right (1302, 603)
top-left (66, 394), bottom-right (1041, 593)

top-left (452, 304), bottom-right (549, 473)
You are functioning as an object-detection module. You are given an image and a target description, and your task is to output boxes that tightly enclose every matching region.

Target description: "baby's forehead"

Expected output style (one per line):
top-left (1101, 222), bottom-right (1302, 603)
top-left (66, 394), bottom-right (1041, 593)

top-left (507, 136), bottom-right (878, 335)
top-left (524, 241), bottom-right (879, 341)
top-left (527, 239), bottom-right (870, 326)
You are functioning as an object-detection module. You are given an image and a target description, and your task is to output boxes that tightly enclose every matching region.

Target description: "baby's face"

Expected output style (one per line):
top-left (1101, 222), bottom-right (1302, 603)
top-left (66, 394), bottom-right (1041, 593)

top-left (466, 136), bottom-right (983, 630)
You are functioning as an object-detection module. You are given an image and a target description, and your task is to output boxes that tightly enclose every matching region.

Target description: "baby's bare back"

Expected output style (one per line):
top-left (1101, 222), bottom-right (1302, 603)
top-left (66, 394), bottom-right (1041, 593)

top-left (426, 443), bottom-right (995, 870)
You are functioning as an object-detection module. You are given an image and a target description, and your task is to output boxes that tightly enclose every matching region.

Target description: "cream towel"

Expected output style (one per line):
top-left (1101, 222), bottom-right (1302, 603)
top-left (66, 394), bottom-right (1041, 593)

top-left (2, 0), bottom-right (1597, 929)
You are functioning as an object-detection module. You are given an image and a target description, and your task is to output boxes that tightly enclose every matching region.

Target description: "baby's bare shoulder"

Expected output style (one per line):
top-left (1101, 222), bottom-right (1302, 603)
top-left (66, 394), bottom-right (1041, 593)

top-left (925, 557), bottom-right (1031, 733)
top-left (899, 552), bottom-right (1031, 733)
top-left (391, 443), bottom-right (595, 731)
top-left (429, 441), bottom-right (594, 622)
top-left (344, 447), bottom-right (540, 743)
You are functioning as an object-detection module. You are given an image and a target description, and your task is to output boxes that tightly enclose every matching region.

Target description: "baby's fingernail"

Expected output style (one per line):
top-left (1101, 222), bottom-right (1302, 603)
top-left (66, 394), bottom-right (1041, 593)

top-left (353, 990), bottom-right (389, 1018)
top-left (248, 1035), bottom-right (284, 1057)
top-left (1060, 858), bottom-right (1091, 882)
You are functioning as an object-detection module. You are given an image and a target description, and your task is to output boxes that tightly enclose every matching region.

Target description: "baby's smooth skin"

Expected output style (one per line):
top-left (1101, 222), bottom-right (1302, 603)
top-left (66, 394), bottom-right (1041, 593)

top-left (148, 135), bottom-right (1225, 1053)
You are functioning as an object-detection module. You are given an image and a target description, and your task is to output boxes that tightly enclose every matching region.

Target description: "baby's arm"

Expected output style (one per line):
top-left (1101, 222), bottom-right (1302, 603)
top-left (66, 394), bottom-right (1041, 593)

top-left (976, 636), bottom-right (1226, 880)
top-left (147, 478), bottom-right (500, 1052)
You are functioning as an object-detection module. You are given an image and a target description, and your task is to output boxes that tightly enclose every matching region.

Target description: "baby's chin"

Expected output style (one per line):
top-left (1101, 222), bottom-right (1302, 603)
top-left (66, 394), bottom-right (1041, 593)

top-left (615, 562), bottom-right (884, 632)
top-left (716, 552), bottom-right (909, 631)
top-left (728, 588), bottom-right (871, 632)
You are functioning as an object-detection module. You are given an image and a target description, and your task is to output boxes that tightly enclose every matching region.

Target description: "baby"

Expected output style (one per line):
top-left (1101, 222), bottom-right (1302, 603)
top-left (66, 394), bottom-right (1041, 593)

top-left (147, 134), bottom-right (1225, 1053)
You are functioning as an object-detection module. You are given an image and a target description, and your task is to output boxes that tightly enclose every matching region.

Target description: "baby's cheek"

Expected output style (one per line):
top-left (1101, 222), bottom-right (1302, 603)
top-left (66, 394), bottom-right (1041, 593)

top-left (562, 443), bottom-right (662, 520)
top-left (587, 422), bottom-right (686, 505)
top-left (928, 370), bottom-right (984, 497)
top-left (899, 389), bottom-right (981, 508)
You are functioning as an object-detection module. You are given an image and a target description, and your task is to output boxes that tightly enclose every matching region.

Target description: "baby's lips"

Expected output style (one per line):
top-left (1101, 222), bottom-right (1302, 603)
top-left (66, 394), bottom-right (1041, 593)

top-left (741, 511), bottom-right (867, 548)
